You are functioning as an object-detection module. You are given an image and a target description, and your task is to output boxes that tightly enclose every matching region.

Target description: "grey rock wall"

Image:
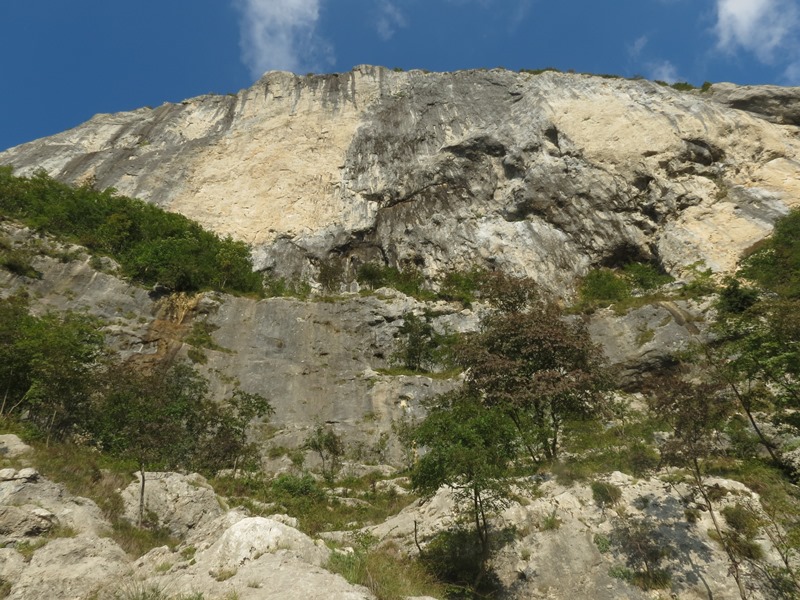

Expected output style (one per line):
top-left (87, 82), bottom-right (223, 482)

top-left (3, 67), bottom-right (799, 295)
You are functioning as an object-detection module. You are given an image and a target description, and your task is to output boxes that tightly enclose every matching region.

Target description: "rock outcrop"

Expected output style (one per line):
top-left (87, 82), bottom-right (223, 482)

top-left (0, 452), bottom-right (376, 599)
top-left (2, 440), bottom-right (792, 600)
top-left (2, 68), bottom-right (799, 293)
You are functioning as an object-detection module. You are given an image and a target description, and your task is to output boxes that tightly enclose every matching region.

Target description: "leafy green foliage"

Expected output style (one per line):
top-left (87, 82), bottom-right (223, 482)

top-left (574, 262), bottom-right (674, 312)
top-left (356, 263), bottom-right (432, 299)
top-left (478, 270), bottom-right (539, 313)
top-left (0, 167), bottom-right (262, 294)
top-left (740, 209), bottom-right (800, 299)
top-left (437, 268), bottom-right (486, 307)
top-left (578, 269), bottom-right (630, 308)
top-left (318, 257), bottom-right (345, 293)
top-left (720, 504), bottom-right (765, 560)
top-left (93, 362), bottom-right (271, 475)
top-left (0, 293), bottom-right (105, 441)
top-left (304, 425), bottom-right (345, 483)
top-left (0, 242), bottom-right (40, 279)
top-left (212, 471), bottom-right (412, 536)
top-left (410, 390), bottom-right (520, 588)
top-left (263, 274), bottom-right (311, 299)
top-left (327, 537), bottom-right (446, 600)
top-left (457, 300), bottom-right (608, 461)
top-left (717, 278), bottom-right (759, 314)
top-left (622, 262), bottom-right (673, 291)
top-left (391, 311), bottom-right (453, 373)
top-left (92, 360), bottom-right (272, 523)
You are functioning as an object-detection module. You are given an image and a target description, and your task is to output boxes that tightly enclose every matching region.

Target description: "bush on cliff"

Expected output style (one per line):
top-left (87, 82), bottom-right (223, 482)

top-left (0, 167), bottom-right (262, 295)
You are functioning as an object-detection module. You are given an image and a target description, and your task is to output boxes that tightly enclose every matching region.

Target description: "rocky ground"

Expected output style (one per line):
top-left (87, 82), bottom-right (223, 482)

top-left (2, 432), bottom-right (795, 600)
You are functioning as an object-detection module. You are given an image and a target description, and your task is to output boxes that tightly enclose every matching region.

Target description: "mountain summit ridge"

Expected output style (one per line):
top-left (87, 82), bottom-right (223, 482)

top-left (2, 66), bottom-right (799, 292)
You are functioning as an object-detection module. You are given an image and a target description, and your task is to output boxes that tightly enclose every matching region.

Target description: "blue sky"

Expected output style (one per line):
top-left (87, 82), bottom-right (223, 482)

top-left (1, 0), bottom-right (798, 152)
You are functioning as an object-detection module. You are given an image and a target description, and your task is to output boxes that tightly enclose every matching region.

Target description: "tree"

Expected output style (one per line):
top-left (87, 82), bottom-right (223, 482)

top-left (0, 294), bottom-right (105, 443)
top-left (93, 361), bottom-right (272, 525)
top-left (457, 301), bottom-right (608, 462)
top-left (708, 294), bottom-right (800, 467)
top-left (304, 424), bottom-right (345, 484)
top-left (652, 377), bottom-right (749, 600)
top-left (392, 311), bottom-right (446, 372)
top-left (198, 388), bottom-right (274, 475)
top-left (410, 389), bottom-right (519, 590)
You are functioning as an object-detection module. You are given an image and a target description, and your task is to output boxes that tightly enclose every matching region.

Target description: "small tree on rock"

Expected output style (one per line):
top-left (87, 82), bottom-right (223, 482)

top-left (457, 298), bottom-right (608, 462)
top-left (93, 361), bottom-right (271, 526)
top-left (304, 424), bottom-right (345, 484)
top-left (410, 389), bottom-right (519, 590)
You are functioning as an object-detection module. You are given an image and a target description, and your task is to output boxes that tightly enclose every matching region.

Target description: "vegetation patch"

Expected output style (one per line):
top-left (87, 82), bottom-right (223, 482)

top-left (328, 536), bottom-right (446, 600)
top-left (572, 262), bottom-right (674, 313)
top-left (0, 168), bottom-right (262, 295)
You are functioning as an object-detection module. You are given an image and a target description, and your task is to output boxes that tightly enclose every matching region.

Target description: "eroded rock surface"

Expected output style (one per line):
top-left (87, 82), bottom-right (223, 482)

top-left (121, 472), bottom-right (225, 537)
top-left (2, 68), bottom-right (798, 293)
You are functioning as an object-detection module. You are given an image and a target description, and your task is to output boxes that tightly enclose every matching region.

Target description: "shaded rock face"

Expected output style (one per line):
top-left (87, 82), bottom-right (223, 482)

top-left (0, 224), bottom-right (458, 453)
top-left (709, 82), bottom-right (800, 125)
top-left (2, 67), bottom-right (799, 293)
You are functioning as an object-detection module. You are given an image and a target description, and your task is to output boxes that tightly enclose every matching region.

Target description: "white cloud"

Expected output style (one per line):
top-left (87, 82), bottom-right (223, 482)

top-left (784, 60), bottom-right (800, 83)
top-left (714, 0), bottom-right (798, 63)
top-left (509, 0), bottom-right (534, 29)
top-left (375, 1), bottom-right (407, 41)
top-left (628, 35), bottom-right (648, 59)
top-left (648, 60), bottom-right (680, 83)
top-left (233, 0), bottom-right (331, 78)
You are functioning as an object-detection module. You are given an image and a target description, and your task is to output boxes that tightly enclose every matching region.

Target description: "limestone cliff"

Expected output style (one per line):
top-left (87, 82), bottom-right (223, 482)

top-left (3, 67), bottom-right (799, 292)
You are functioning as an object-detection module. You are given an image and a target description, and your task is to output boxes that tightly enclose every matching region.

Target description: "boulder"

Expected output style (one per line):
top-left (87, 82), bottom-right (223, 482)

top-left (207, 516), bottom-right (329, 571)
top-left (121, 472), bottom-right (224, 537)
top-left (7, 535), bottom-right (129, 600)
top-left (0, 474), bottom-right (109, 536)
top-left (0, 434), bottom-right (32, 459)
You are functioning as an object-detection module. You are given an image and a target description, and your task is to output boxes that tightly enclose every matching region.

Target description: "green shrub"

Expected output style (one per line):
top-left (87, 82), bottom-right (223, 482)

top-left (540, 510), bottom-right (562, 530)
top-left (318, 258), bottom-right (345, 293)
top-left (577, 269), bottom-right (630, 310)
top-left (593, 533), bottom-right (611, 553)
top-left (270, 473), bottom-right (325, 500)
top-left (0, 167), bottom-right (262, 295)
top-left (740, 208), bottom-right (800, 299)
top-left (717, 278), bottom-right (759, 314)
top-left (0, 249), bottom-right (40, 278)
top-left (680, 261), bottom-right (718, 298)
top-left (109, 518), bottom-right (179, 558)
top-left (671, 81), bottom-right (696, 91)
top-left (327, 541), bottom-right (445, 600)
top-left (622, 262), bottom-right (673, 291)
top-left (685, 508), bottom-right (701, 523)
top-left (437, 268), bottom-right (485, 307)
top-left (719, 504), bottom-right (765, 559)
top-left (591, 481), bottom-right (623, 507)
top-left (356, 262), bottom-right (432, 299)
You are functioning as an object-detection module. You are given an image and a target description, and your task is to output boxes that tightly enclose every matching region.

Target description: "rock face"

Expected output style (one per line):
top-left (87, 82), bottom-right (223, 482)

top-left (121, 472), bottom-right (225, 537)
top-left (364, 472), bottom-right (790, 600)
top-left (2, 68), bottom-right (799, 293)
top-left (0, 222), bottom-right (459, 455)
top-left (0, 466), bottom-right (375, 600)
